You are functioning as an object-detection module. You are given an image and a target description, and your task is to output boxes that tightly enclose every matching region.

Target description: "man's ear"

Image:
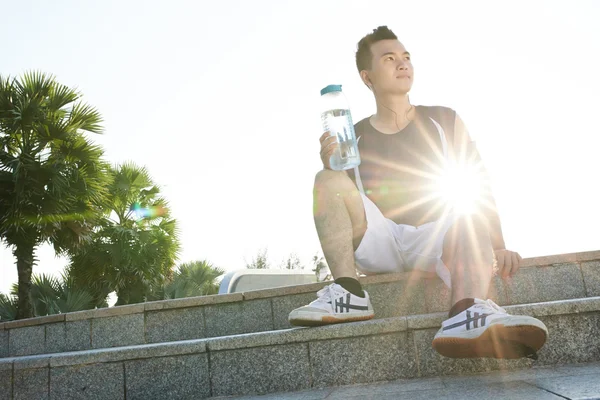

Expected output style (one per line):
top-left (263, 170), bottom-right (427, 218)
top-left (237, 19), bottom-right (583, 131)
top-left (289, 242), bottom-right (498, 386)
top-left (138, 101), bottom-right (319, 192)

top-left (360, 70), bottom-right (372, 89)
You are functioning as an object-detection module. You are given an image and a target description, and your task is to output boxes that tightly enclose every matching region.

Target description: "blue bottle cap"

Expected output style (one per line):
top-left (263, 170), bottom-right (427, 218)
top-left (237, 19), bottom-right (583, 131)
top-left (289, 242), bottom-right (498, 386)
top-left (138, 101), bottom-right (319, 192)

top-left (320, 84), bottom-right (342, 96)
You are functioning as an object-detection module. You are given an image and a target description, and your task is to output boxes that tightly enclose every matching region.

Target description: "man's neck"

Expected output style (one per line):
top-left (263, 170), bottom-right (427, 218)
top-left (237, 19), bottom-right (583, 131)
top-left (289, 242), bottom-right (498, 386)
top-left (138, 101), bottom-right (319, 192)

top-left (371, 94), bottom-right (414, 133)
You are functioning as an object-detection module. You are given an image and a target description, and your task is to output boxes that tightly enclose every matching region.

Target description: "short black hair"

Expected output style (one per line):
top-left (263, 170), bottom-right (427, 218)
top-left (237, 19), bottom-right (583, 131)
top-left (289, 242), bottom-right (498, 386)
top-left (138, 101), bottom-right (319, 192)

top-left (355, 26), bottom-right (398, 73)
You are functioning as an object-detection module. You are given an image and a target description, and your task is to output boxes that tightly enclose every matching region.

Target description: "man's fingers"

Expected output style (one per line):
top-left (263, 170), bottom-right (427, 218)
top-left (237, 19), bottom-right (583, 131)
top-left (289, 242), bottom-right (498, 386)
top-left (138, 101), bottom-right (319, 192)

top-left (509, 252), bottom-right (521, 277)
top-left (503, 253), bottom-right (513, 278)
top-left (320, 136), bottom-right (337, 150)
top-left (496, 251), bottom-right (506, 277)
top-left (320, 142), bottom-right (338, 156)
top-left (320, 131), bottom-right (332, 143)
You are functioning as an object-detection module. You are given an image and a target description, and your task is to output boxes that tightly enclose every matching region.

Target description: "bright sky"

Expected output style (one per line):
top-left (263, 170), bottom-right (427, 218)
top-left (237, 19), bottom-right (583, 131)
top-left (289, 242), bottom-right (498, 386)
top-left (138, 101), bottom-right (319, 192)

top-left (1, 0), bottom-right (599, 295)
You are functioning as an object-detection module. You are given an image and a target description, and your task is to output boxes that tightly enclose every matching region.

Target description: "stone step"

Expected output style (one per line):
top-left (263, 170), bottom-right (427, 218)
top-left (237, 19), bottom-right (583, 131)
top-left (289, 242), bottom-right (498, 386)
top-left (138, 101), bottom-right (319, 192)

top-left (0, 296), bottom-right (599, 399)
top-left (1, 250), bottom-right (598, 359)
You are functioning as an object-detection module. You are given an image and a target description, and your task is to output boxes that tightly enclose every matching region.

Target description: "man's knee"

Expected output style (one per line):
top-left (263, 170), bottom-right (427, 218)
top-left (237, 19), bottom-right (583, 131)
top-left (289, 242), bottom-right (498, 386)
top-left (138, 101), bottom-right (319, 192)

top-left (443, 214), bottom-right (493, 259)
top-left (314, 169), bottom-right (352, 192)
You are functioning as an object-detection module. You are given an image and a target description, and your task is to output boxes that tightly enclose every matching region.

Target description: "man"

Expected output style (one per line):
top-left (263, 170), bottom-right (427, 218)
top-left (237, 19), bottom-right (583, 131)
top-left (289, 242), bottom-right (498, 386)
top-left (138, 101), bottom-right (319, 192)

top-left (289, 26), bottom-right (548, 359)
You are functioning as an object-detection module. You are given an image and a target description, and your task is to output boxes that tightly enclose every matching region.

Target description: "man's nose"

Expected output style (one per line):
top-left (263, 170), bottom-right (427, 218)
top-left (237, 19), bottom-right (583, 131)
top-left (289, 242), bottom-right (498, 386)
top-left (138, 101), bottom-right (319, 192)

top-left (396, 61), bottom-right (408, 70)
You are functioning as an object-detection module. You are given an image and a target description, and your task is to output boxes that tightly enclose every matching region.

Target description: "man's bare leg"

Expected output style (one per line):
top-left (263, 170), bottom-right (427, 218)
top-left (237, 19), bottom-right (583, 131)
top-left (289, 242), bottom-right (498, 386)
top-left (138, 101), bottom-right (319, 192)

top-left (313, 169), bottom-right (367, 280)
top-left (287, 170), bottom-right (372, 326)
top-left (441, 214), bottom-right (494, 307)
top-left (435, 214), bottom-right (548, 359)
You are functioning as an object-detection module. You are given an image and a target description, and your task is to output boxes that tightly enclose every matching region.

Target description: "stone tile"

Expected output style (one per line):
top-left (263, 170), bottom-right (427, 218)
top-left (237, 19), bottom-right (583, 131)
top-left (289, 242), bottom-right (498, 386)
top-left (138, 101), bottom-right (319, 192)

top-left (551, 361), bottom-right (600, 377)
top-left (125, 353), bottom-right (209, 400)
top-left (520, 253), bottom-right (578, 268)
top-left (242, 282), bottom-right (329, 301)
top-left (406, 312), bottom-right (445, 330)
top-left (576, 250), bottom-right (600, 262)
top-left (334, 381), bottom-right (562, 400)
top-left (359, 271), bottom-right (412, 285)
top-left (43, 320), bottom-right (89, 354)
top-left (504, 263), bottom-right (585, 305)
top-left (210, 343), bottom-right (311, 397)
top-left (424, 278), bottom-right (451, 313)
top-left (412, 328), bottom-right (532, 377)
top-left (309, 332), bottom-right (416, 387)
top-left (326, 377), bottom-right (443, 399)
top-left (529, 374), bottom-right (600, 399)
top-left (145, 307), bottom-right (205, 344)
top-left (45, 323), bottom-right (66, 354)
top-left (507, 297), bottom-right (600, 318)
top-left (272, 292), bottom-right (320, 330)
top-left (581, 261), bottom-right (600, 297)
top-left (204, 299), bottom-right (273, 337)
top-left (65, 320), bottom-right (91, 351)
top-left (209, 317), bottom-right (407, 352)
top-left (0, 329), bottom-right (7, 358)
top-left (14, 367), bottom-right (48, 400)
top-left (144, 293), bottom-right (243, 311)
top-left (535, 313), bottom-right (600, 366)
top-left (363, 279), bottom-right (427, 318)
top-left (424, 275), bottom-right (513, 311)
top-left (14, 355), bottom-right (50, 370)
top-left (226, 388), bottom-right (332, 400)
top-left (3, 314), bottom-right (64, 329)
top-left (0, 369), bottom-right (12, 400)
top-left (441, 365), bottom-right (564, 388)
top-left (9, 325), bottom-right (45, 356)
top-left (50, 340), bottom-right (206, 368)
top-left (50, 362), bottom-right (124, 400)
top-left (66, 303), bottom-right (144, 321)
top-left (92, 313), bottom-right (144, 349)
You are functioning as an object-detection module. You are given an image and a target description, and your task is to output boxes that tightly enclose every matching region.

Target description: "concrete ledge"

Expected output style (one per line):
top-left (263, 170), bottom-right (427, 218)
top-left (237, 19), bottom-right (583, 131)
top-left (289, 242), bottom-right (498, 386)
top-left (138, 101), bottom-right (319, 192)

top-left (50, 339), bottom-right (207, 368)
top-left (144, 292), bottom-right (243, 311)
top-left (3, 313), bottom-right (64, 329)
top-left (208, 317), bottom-right (408, 352)
top-left (0, 250), bottom-right (597, 361)
top-left (241, 282), bottom-right (329, 300)
top-left (66, 303), bottom-right (145, 321)
top-left (0, 296), bottom-right (598, 399)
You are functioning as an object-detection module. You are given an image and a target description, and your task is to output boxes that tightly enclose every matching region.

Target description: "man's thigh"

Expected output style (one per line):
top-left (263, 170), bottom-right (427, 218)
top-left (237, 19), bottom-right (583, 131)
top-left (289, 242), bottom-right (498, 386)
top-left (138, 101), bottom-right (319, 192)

top-left (353, 194), bottom-right (405, 275)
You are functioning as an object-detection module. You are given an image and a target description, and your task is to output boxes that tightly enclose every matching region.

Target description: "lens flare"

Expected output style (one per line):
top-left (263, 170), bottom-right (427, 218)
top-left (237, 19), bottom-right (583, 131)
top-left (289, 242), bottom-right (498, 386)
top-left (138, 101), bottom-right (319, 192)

top-left (436, 163), bottom-right (483, 215)
top-left (130, 202), bottom-right (167, 220)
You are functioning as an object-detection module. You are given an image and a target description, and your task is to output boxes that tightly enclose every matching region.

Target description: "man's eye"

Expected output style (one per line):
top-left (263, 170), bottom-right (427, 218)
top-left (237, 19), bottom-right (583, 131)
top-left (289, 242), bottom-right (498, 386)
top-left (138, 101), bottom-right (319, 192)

top-left (386, 56), bottom-right (394, 61)
top-left (405, 56), bottom-right (411, 61)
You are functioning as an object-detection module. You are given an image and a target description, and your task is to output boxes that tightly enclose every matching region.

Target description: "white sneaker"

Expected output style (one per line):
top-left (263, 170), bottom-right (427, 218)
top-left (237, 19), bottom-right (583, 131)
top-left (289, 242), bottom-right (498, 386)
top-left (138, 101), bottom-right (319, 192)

top-left (288, 283), bottom-right (374, 327)
top-left (432, 299), bottom-right (548, 359)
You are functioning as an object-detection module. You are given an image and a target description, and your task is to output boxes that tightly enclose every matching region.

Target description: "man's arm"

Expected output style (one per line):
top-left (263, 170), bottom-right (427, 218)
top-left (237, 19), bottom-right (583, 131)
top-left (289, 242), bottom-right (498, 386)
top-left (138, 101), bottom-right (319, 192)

top-left (453, 114), bottom-right (521, 277)
top-left (453, 114), bottom-right (506, 249)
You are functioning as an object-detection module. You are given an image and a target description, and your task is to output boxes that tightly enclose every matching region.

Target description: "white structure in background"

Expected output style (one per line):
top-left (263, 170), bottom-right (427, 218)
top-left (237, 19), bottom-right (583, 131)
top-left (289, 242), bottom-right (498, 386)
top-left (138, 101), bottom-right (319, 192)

top-left (218, 269), bottom-right (320, 294)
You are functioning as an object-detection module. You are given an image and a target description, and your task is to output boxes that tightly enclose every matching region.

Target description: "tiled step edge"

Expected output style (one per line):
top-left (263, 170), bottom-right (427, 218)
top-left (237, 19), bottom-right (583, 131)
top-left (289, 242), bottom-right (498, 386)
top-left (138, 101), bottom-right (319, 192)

top-left (1, 257), bottom-right (599, 359)
top-left (1, 296), bottom-right (599, 399)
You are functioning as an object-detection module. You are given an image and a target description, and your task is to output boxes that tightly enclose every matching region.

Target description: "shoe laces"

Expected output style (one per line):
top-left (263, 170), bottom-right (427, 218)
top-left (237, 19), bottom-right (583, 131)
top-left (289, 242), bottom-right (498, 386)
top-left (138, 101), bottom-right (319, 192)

top-left (477, 299), bottom-right (507, 314)
top-left (315, 283), bottom-right (343, 312)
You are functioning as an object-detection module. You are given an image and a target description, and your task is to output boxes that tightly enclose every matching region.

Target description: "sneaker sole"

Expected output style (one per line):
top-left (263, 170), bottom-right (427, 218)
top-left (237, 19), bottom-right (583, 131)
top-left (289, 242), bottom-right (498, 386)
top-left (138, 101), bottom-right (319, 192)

top-left (289, 312), bottom-right (374, 327)
top-left (432, 324), bottom-right (547, 359)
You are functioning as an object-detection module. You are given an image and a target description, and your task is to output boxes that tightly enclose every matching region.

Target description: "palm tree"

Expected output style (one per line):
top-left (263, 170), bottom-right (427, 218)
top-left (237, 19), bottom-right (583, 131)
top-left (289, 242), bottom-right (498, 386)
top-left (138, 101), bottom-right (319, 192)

top-left (0, 72), bottom-right (108, 319)
top-left (29, 272), bottom-right (96, 316)
top-left (68, 163), bottom-right (180, 305)
top-left (0, 292), bottom-right (17, 321)
top-left (159, 260), bottom-right (225, 299)
top-left (0, 271), bottom-right (96, 321)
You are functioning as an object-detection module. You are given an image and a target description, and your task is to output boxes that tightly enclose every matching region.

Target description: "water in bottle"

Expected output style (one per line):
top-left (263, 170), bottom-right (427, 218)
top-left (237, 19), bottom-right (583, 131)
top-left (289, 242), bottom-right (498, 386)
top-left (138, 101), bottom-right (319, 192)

top-left (320, 84), bottom-right (361, 170)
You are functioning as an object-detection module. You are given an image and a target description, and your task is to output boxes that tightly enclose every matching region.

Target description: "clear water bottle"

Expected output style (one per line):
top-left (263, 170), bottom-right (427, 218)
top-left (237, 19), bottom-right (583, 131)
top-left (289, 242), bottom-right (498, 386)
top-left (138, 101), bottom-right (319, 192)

top-left (320, 84), bottom-right (361, 170)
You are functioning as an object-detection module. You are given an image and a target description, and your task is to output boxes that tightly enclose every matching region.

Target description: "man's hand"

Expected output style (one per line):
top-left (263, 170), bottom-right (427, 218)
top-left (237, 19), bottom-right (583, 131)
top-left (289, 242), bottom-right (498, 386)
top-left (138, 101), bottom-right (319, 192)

top-left (494, 249), bottom-right (522, 279)
top-left (319, 131), bottom-right (338, 170)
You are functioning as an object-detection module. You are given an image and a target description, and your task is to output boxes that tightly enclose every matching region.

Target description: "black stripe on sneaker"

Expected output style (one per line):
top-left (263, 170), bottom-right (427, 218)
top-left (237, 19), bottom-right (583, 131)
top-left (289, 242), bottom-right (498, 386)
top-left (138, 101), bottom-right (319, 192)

top-left (443, 313), bottom-right (491, 331)
top-left (334, 295), bottom-right (369, 313)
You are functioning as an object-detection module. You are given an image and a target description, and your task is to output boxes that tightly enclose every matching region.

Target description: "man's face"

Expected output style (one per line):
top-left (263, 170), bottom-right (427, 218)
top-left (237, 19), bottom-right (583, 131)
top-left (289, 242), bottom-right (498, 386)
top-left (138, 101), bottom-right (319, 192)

top-left (366, 39), bottom-right (413, 95)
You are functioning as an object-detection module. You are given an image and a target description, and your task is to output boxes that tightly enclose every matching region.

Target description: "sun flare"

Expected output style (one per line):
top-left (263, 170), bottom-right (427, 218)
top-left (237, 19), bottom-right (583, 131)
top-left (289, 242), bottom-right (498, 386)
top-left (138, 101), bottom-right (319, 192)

top-left (436, 163), bottom-right (484, 215)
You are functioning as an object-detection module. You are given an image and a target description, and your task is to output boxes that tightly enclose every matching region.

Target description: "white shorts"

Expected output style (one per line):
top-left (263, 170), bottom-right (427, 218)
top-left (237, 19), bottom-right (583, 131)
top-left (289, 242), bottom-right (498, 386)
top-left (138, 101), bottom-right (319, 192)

top-left (354, 194), bottom-right (459, 287)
